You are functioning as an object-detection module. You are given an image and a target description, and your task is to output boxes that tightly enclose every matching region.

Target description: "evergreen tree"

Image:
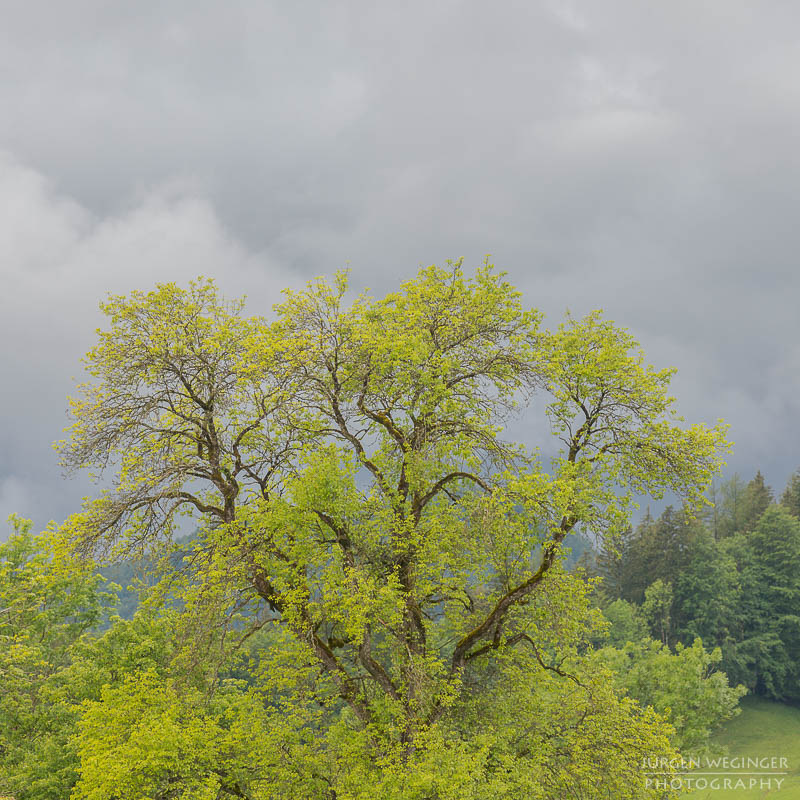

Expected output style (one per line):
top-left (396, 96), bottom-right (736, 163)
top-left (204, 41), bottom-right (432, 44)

top-left (722, 507), bottom-right (800, 701)
top-left (780, 467), bottom-right (800, 518)
top-left (595, 525), bottom-right (635, 601)
top-left (672, 530), bottom-right (740, 648)
top-left (715, 472), bottom-right (773, 537)
top-left (716, 474), bottom-right (747, 538)
top-left (705, 480), bottom-right (723, 540)
top-left (616, 506), bottom-right (697, 604)
top-left (740, 470), bottom-right (774, 532)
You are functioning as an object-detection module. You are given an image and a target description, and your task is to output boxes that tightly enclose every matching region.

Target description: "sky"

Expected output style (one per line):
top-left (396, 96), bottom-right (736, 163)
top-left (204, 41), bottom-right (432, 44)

top-left (2, 1), bottom-right (799, 534)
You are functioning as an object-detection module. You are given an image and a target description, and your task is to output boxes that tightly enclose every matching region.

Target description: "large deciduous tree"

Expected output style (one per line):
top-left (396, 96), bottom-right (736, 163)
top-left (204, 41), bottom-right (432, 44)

top-left (59, 263), bottom-right (729, 798)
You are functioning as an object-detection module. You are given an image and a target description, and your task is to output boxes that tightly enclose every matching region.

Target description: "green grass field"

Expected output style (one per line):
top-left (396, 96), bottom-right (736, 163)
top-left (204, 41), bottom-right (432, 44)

top-left (681, 696), bottom-right (800, 799)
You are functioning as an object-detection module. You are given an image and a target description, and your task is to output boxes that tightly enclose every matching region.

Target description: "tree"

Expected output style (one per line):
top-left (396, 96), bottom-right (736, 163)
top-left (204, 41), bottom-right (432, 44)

top-left (714, 471), bottom-right (773, 538)
top-left (71, 671), bottom-right (281, 800)
top-left (601, 598), bottom-right (647, 647)
top-left (715, 473), bottom-right (747, 538)
top-left (0, 516), bottom-right (113, 800)
top-left (604, 506), bottom-right (699, 605)
top-left (780, 467), bottom-right (800, 518)
top-left (59, 263), bottom-right (728, 796)
top-left (672, 529), bottom-right (740, 648)
top-left (641, 579), bottom-right (673, 645)
top-left (740, 471), bottom-right (774, 532)
top-left (0, 514), bottom-right (260, 800)
top-left (705, 479), bottom-right (723, 540)
top-left (598, 638), bottom-right (746, 754)
top-left (595, 523), bottom-right (636, 601)
top-left (735, 506), bottom-right (800, 701)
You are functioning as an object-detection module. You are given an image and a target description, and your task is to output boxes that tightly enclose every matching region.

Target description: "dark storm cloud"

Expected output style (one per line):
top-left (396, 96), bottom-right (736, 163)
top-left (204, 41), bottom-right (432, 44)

top-left (2, 0), bottom-right (799, 531)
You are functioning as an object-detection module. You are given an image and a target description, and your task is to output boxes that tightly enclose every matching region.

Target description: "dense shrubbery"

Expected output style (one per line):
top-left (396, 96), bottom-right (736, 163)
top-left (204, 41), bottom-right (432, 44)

top-left (0, 517), bottom-right (745, 800)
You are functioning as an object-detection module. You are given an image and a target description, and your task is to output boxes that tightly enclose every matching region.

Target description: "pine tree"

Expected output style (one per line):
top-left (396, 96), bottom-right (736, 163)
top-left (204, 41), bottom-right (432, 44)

top-left (716, 474), bottom-right (746, 537)
top-left (740, 470), bottom-right (774, 532)
top-left (595, 525), bottom-right (634, 601)
top-left (781, 468), bottom-right (800, 518)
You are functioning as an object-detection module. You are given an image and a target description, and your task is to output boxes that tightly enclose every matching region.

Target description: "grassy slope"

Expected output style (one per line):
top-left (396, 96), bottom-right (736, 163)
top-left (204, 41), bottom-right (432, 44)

top-left (683, 696), bottom-right (800, 799)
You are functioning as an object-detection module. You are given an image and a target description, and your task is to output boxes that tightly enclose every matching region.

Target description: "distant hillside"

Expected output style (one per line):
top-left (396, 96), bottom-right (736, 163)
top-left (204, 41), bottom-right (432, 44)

top-left (562, 530), bottom-right (595, 569)
top-left (98, 559), bottom-right (152, 621)
top-left (98, 529), bottom-right (596, 623)
top-left (98, 533), bottom-right (197, 623)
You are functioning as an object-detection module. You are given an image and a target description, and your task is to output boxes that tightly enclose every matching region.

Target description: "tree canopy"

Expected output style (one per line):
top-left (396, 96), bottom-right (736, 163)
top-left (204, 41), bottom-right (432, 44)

top-left (54, 262), bottom-right (730, 798)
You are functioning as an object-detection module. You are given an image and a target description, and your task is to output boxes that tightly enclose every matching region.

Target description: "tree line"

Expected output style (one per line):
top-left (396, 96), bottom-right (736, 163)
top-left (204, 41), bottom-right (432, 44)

top-left (597, 470), bottom-right (800, 704)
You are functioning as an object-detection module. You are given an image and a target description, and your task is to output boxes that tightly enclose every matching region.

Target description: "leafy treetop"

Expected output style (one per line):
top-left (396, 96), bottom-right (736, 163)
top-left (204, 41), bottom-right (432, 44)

top-left (58, 261), bottom-right (729, 759)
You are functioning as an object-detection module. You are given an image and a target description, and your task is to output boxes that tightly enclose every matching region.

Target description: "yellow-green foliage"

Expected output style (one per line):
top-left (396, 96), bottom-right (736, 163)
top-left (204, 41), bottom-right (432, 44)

top-left (0, 516), bottom-right (114, 799)
top-left (52, 262), bottom-right (730, 798)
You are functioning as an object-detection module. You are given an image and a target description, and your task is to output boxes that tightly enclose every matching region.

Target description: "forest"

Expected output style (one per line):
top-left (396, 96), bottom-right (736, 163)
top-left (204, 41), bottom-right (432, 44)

top-left (596, 471), bottom-right (800, 706)
top-left (0, 264), bottom-right (784, 799)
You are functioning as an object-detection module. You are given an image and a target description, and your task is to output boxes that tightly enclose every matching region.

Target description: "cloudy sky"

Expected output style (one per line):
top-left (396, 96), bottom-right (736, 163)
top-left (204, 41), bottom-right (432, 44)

top-left (2, 1), bottom-right (799, 533)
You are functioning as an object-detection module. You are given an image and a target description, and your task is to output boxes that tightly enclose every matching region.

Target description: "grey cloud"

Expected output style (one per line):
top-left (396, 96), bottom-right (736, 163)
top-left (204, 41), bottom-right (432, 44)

top-left (0, 155), bottom-right (299, 533)
top-left (2, 0), bottom-right (800, 534)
